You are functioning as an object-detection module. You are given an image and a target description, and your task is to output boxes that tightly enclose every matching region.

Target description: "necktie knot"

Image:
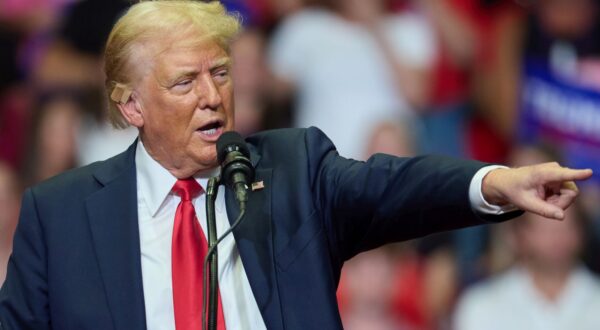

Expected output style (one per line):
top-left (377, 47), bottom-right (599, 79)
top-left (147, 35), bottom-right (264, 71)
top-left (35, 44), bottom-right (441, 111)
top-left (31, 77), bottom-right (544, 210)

top-left (172, 178), bottom-right (203, 201)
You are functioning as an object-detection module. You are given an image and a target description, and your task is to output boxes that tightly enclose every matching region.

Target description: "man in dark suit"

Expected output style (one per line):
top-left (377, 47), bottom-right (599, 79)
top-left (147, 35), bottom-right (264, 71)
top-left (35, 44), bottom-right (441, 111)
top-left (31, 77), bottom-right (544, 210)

top-left (0, 1), bottom-right (592, 329)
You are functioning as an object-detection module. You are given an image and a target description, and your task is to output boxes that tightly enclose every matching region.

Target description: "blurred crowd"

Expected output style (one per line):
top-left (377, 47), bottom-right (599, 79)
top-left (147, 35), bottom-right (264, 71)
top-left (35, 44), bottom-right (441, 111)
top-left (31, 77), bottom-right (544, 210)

top-left (2, 0), bottom-right (600, 329)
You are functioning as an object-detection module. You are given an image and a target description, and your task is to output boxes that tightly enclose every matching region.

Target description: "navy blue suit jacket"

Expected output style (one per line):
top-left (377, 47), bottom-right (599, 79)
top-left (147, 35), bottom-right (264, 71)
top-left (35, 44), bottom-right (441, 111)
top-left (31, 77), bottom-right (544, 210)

top-left (0, 127), bottom-right (518, 329)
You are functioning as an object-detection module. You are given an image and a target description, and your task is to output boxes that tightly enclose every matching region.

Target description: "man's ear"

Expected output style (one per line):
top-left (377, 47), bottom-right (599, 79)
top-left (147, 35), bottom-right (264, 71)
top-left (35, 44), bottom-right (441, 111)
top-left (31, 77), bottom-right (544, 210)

top-left (114, 86), bottom-right (144, 128)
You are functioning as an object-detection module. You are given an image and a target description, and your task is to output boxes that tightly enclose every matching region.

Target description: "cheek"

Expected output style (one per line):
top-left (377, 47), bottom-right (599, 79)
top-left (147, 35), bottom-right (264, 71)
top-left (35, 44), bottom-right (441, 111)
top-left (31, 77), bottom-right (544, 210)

top-left (220, 85), bottom-right (235, 126)
top-left (144, 99), bottom-right (195, 135)
top-left (552, 228), bottom-right (582, 253)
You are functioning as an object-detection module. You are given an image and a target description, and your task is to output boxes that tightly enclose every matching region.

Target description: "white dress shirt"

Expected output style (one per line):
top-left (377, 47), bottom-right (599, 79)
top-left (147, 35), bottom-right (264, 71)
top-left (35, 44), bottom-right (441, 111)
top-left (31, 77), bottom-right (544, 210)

top-left (134, 140), bottom-right (511, 329)
top-left (136, 141), bottom-right (267, 330)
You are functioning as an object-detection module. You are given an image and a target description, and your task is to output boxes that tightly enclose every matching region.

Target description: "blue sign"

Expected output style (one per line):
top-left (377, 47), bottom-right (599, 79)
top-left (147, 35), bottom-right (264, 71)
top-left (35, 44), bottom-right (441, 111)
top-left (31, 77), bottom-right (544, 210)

top-left (519, 58), bottom-right (600, 185)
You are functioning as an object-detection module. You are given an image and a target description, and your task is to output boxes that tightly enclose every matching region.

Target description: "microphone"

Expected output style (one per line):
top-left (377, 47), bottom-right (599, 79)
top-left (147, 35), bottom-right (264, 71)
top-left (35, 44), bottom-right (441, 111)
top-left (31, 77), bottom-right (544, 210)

top-left (216, 131), bottom-right (255, 206)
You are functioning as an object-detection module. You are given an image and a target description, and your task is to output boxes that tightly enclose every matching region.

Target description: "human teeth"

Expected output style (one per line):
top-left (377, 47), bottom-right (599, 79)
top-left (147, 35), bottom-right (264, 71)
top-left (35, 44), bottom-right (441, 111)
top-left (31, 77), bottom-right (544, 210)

top-left (202, 128), bottom-right (217, 135)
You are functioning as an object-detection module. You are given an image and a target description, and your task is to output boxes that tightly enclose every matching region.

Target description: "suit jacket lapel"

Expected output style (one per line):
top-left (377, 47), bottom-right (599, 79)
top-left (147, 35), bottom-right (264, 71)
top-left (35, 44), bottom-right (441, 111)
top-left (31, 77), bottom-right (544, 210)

top-left (86, 143), bottom-right (147, 330)
top-left (225, 149), bottom-right (284, 329)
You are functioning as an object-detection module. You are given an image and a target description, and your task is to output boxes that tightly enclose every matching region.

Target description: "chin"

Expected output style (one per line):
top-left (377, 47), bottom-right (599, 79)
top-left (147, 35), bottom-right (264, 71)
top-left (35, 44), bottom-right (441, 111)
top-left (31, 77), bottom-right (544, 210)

top-left (192, 149), bottom-right (218, 168)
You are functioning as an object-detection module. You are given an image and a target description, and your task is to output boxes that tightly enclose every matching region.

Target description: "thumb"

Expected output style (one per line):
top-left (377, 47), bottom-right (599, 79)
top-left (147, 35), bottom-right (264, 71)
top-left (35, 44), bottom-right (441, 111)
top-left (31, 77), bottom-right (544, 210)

top-left (520, 194), bottom-right (565, 220)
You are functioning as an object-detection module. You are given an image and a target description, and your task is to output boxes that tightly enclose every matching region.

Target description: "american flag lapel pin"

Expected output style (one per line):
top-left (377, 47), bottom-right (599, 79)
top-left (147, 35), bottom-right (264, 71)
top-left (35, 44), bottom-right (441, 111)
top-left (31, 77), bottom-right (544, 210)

top-left (251, 181), bottom-right (265, 191)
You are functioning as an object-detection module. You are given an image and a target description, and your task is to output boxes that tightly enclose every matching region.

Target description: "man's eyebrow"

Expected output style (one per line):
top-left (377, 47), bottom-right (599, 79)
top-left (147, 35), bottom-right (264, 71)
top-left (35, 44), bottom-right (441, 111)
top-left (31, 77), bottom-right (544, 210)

top-left (163, 70), bottom-right (199, 85)
top-left (210, 58), bottom-right (231, 69)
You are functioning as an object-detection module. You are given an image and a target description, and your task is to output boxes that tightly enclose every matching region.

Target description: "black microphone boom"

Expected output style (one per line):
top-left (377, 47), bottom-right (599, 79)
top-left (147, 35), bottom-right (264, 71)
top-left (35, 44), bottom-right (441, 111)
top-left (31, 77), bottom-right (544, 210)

top-left (216, 131), bottom-right (255, 205)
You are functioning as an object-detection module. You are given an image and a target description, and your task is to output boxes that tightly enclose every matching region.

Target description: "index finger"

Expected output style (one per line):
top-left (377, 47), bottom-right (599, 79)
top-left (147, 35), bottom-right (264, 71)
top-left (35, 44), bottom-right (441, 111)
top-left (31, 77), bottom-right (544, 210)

top-left (542, 167), bottom-right (593, 182)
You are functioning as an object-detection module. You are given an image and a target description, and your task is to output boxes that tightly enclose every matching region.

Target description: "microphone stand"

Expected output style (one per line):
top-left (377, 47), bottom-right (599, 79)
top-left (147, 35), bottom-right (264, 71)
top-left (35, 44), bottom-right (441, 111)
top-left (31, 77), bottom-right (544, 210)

top-left (202, 173), bottom-right (250, 330)
top-left (205, 176), bottom-right (220, 330)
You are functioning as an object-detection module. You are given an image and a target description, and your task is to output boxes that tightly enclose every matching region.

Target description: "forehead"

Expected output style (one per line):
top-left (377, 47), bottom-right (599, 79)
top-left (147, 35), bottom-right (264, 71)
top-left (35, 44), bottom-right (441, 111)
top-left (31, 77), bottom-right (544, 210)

top-left (157, 39), bottom-right (228, 68)
top-left (129, 32), bottom-right (230, 82)
top-left (519, 208), bottom-right (580, 233)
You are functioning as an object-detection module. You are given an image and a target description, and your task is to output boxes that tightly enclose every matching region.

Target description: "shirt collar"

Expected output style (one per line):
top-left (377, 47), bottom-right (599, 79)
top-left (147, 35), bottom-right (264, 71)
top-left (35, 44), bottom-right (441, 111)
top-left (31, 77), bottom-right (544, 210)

top-left (135, 140), bottom-right (220, 217)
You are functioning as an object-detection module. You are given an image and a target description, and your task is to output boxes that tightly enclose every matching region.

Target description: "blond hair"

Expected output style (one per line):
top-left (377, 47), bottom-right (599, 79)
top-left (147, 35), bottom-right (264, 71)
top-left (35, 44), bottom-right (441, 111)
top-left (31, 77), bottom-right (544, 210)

top-left (104, 0), bottom-right (241, 128)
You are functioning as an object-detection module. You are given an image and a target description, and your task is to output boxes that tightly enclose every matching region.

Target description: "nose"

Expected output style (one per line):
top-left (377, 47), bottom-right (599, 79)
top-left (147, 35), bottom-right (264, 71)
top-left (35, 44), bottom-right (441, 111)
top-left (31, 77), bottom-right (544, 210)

top-left (196, 75), bottom-right (222, 110)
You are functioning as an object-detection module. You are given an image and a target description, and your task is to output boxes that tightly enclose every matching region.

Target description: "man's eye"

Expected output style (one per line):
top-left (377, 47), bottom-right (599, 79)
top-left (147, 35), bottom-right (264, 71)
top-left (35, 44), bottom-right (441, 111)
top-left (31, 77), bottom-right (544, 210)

top-left (175, 80), bottom-right (192, 87)
top-left (214, 70), bottom-right (228, 78)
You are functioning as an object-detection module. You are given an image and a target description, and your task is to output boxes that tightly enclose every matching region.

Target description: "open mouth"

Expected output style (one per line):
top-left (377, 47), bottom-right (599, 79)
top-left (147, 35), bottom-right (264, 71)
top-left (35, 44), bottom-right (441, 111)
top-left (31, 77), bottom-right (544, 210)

top-left (196, 120), bottom-right (224, 138)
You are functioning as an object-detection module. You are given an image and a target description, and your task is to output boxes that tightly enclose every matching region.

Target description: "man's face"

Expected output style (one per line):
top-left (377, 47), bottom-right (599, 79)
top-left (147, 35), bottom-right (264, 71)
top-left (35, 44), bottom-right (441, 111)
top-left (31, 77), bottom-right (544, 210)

top-left (516, 209), bottom-right (582, 272)
top-left (127, 36), bottom-right (235, 177)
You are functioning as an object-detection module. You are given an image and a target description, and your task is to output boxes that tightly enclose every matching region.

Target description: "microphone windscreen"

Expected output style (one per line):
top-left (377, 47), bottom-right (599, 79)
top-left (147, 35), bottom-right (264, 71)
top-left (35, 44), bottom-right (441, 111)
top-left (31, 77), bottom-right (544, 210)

top-left (216, 131), bottom-right (250, 164)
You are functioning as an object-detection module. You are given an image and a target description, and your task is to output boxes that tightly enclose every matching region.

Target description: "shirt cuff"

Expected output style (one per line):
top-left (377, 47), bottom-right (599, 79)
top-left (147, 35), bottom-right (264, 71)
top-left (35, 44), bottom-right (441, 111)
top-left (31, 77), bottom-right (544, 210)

top-left (469, 165), bottom-right (519, 215)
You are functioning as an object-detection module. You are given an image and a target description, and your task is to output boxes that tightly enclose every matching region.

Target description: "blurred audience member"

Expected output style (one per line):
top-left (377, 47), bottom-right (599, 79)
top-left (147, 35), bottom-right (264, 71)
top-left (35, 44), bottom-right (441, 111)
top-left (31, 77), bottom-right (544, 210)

top-left (20, 96), bottom-right (80, 185)
top-left (339, 247), bottom-right (414, 330)
top-left (268, 0), bottom-right (435, 160)
top-left (454, 204), bottom-right (600, 330)
top-left (414, 0), bottom-right (523, 163)
top-left (231, 29), bottom-right (270, 136)
top-left (0, 162), bottom-right (20, 284)
top-left (413, 0), bottom-right (477, 158)
top-left (390, 235), bottom-right (459, 330)
top-left (454, 145), bottom-right (600, 330)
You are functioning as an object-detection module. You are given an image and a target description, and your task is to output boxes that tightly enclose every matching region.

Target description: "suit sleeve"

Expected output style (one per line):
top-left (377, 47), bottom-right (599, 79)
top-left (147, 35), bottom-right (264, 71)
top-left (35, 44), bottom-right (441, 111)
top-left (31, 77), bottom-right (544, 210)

top-left (303, 127), bottom-right (520, 261)
top-left (0, 188), bottom-right (51, 329)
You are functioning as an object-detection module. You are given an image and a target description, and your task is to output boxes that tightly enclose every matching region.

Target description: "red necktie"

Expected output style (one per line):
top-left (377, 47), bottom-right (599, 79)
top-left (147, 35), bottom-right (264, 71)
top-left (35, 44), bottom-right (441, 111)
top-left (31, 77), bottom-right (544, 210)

top-left (171, 178), bottom-right (226, 330)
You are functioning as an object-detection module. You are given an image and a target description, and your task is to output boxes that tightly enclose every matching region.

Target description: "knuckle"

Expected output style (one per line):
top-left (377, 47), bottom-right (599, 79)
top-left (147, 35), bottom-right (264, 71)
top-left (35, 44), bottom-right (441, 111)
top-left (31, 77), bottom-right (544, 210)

top-left (530, 168), bottom-right (542, 182)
